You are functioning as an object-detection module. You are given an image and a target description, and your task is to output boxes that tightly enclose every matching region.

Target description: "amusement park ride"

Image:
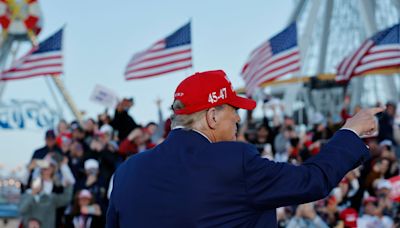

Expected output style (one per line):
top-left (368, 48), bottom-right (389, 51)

top-left (259, 0), bottom-right (400, 122)
top-left (0, 0), bottom-right (398, 127)
top-left (0, 0), bottom-right (82, 124)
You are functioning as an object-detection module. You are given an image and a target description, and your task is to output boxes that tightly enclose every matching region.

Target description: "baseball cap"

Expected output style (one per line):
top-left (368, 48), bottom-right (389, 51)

top-left (339, 208), bottom-right (358, 228)
top-left (84, 159), bottom-right (99, 170)
top-left (79, 189), bottom-right (92, 199)
top-left (173, 70), bottom-right (256, 114)
top-left (70, 121), bottom-right (83, 132)
top-left (45, 129), bottom-right (56, 139)
top-left (99, 124), bottom-right (113, 135)
top-left (376, 179), bottom-right (392, 190)
top-left (379, 139), bottom-right (393, 148)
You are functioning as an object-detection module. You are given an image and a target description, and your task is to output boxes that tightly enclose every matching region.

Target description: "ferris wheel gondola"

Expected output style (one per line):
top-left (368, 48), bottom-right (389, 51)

top-left (0, 0), bottom-right (43, 100)
top-left (0, 0), bottom-right (43, 38)
top-left (0, 0), bottom-right (83, 124)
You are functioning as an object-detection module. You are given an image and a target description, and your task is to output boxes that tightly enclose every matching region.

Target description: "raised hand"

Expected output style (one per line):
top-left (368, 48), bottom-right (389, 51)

top-left (342, 107), bottom-right (385, 136)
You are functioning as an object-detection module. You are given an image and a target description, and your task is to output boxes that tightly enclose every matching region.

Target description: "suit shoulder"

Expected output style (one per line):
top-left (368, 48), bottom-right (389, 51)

top-left (216, 140), bottom-right (256, 148)
top-left (211, 141), bottom-right (258, 155)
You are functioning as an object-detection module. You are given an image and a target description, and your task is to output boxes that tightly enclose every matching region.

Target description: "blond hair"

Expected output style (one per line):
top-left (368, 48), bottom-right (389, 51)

top-left (170, 100), bottom-right (225, 129)
top-left (170, 100), bottom-right (207, 129)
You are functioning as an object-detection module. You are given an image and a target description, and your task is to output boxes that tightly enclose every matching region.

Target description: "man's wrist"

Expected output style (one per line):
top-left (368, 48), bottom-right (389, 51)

top-left (340, 128), bottom-right (360, 137)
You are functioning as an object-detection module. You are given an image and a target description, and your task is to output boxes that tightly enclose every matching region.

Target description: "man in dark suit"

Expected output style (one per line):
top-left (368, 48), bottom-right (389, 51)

top-left (107, 70), bottom-right (382, 227)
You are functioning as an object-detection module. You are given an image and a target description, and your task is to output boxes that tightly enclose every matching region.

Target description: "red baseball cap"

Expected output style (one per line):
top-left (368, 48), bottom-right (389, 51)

top-left (173, 70), bottom-right (256, 114)
top-left (339, 208), bottom-right (358, 228)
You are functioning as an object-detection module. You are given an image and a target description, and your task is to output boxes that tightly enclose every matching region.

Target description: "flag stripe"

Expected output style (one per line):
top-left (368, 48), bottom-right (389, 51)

top-left (126, 56), bottom-right (191, 74)
top-left (24, 51), bottom-right (62, 60)
top-left (247, 55), bottom-right (300, 90)
top-left (126, 63), bottom-right (192, 80)
top-left (361, 51), bottom-right (400, 64)
top-left (242, 44), bottom-right (271, 73)
top-left (0, 66), bottom-right (62, 80)
top-left (244, 47), bottom-right (299, 85)
top-left (0, 73), bottom-right (59, 81)
top-left (245, 42), bottom-right (270, 66)
top-left (125, 60), bottom-right (191, 79)
top-left (0, 29), bottom-right (63, 80)
top-left (338, 40), bottom-right (374, 80)
top-left (247, 64), bottom-right (300, 93)
top-left (242, 48), bottom-right (272, 80)
top-left (355, 58), bottom-right (400, 74)
top-left (336, 23), bottom-right (400, 82)
top-left (244, 48), bottom-right (299, 92)
top-left (127, 44), bottom-right (190, 67)
top-left (249, 41), bottom-right (269, 59)
top-left (125, 22), bottom-right (192, 80)
top-left (8, 58), bottom-right (62, 70)
top-left (126, 48), bottom-right (191, 71)
top-left (369, 44), bottom-right (400, 53)
top-left (5, 63), bottom-right (62, 73)
top-left (125, 48), bottom-right (192, 78)
top-left (241, 23), bottom-right (300, 96)
top-left (258, 65), bottom-right (301, 85)
top-left (247, 56), bottom-right (300, 92)
top-left (337, 41), bottom-right (370, 74)
top-left (25, 55), bottom-right (62, 64)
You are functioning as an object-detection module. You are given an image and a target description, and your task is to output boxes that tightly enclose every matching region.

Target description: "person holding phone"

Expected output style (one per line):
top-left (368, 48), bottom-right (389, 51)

top-left (111, 97), bottom-right (140, 141)
top-left (19, 159), bottom-right (73, 228)
top-left (65, 189), bottom-right (103, 228)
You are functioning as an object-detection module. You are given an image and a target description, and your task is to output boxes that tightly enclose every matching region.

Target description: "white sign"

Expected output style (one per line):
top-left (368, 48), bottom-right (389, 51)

top-left (90, 84), bottom-right (119, 109)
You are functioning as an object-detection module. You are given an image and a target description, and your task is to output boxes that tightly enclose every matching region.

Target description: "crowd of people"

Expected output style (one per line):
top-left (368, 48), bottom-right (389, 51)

top-left (18, 96), bottom-right (400, 228)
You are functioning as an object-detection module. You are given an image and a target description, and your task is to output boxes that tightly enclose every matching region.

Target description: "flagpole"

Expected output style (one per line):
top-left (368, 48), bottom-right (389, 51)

top-left (0, 39), bottom-right (21, 101)
top-left (0, 30), bottom-right (12, 103)
top-left (44, 76), bottom-right (64, 119)
top-left (51, 75), bottom-right (83, 123)
top-left (27, 29), bottom-right (84, 125)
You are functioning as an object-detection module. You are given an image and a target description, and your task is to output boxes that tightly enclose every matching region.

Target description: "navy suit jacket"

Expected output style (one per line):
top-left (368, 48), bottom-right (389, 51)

top-left (107, 128), bottom-right (369, 227)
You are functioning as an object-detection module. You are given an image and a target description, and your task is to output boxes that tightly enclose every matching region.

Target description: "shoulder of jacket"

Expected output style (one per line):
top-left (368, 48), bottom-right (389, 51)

top-left (211, 141), bottom-right (257, 153)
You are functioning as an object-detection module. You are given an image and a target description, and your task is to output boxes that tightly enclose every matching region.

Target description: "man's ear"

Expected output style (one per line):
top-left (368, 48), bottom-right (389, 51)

top-left (205, 108), bottom-right (218, 129)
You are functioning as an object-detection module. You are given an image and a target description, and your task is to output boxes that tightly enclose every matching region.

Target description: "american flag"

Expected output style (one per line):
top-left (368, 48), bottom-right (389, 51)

top-left (336, 23), bottom-right (400, 82)
top-left (0, 28), bottom-right (63, 81)
top-left (241, 23), bottom-right (300, 96)
top-left (125, 22), bottom-right (192, 80)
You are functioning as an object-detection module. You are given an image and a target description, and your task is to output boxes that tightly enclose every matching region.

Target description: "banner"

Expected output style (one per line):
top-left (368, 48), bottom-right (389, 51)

top-left (0, 100), bottom-right (60, 129)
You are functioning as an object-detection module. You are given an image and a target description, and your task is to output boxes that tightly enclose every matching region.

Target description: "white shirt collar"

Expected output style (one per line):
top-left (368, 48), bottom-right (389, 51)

top-left (173, 126), bottom-right (212, 143)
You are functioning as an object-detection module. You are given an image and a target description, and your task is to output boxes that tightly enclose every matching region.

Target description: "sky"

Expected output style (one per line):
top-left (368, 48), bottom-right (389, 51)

top-left (0, 0), bottom-right (294, 171)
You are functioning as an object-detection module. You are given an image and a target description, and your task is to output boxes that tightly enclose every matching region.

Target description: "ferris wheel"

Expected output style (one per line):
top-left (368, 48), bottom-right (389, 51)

top-left (0, 0), bottom-right (83, 124)
top-left (0, 0), bottom-right (43, 99)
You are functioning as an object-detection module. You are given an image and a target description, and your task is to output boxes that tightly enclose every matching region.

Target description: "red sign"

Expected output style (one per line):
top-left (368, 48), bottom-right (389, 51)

top-left (389, 175), bottom-right (400, 202)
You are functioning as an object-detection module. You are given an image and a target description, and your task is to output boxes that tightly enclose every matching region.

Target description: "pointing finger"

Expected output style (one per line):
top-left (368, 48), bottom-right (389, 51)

top-left (367, 107), bottom-right (385, 115)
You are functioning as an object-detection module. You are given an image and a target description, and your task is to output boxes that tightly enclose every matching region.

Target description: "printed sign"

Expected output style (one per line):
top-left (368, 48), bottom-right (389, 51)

top-left (389, 175), bottom-right (400, 202)
top-left (0, 100), bottom-right (60, 129)
top-left (90, 84), bottom-right (119, 109)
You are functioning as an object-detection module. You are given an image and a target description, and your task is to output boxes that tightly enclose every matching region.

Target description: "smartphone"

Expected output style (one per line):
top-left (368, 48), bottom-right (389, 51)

top-left (35, 159), bottom-right (49, 168)
top-left (32, 177), bottom-right (42, 189)
top-left (87, 205), bottom-right (96, 214)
